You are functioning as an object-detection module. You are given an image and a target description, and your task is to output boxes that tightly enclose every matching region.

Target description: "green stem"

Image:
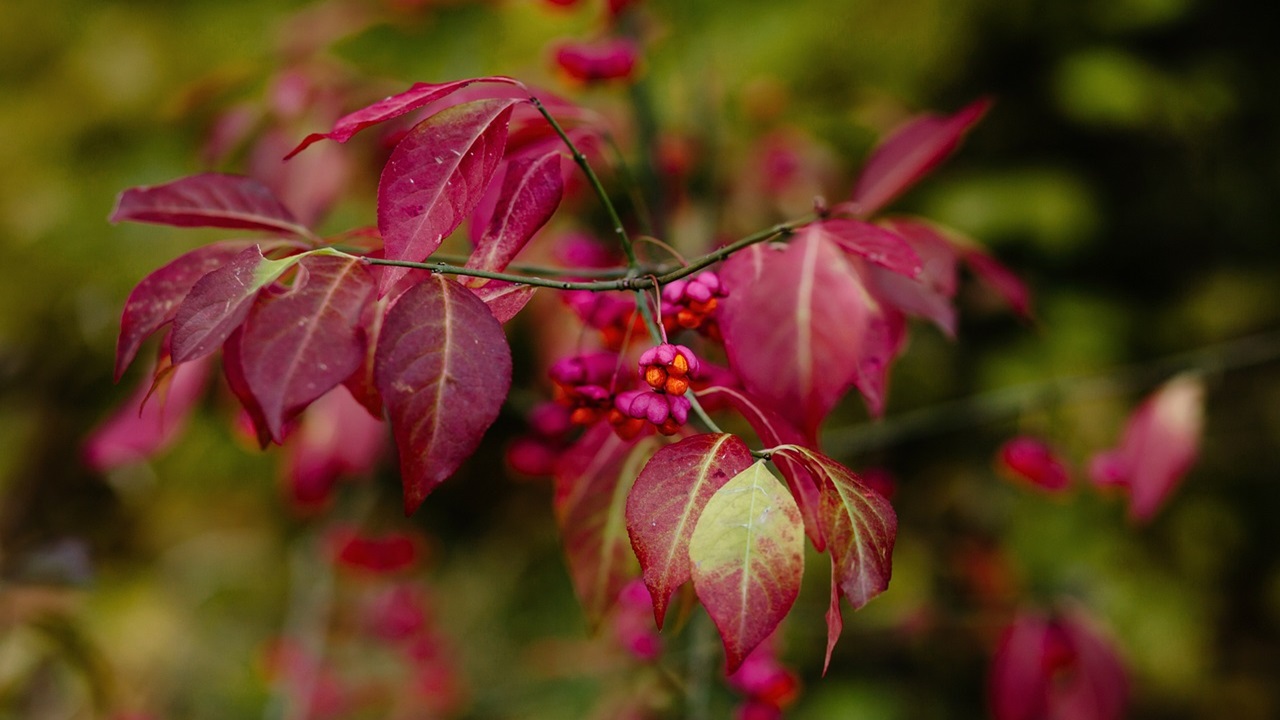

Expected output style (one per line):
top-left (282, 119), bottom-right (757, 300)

top-left (634, 289), bottom-right (664, 340)
top-left (361, 256), bottom-right (631, 291)
top-left (687, 393), bottom-right (725, 434)
top-left (605, 134), bottom-right (656, 238)
top-left (529, 96), bottom-right (638, 269)
top-left (686, 610), bottom-right (716, 720)
top-left (653, 216), bottom-right (811, 284)
top-left (352, 214), bottom-right (810, 293)
top-left (419, 253), bottom-right (635, 279)
top-left (626, 76), bottom-right (664, 239)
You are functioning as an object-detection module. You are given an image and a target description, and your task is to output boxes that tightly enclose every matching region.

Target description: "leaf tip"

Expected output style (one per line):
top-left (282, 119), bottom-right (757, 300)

top-left (402, 490), bottom-right (425, 517)
top-left (283, 135), bottom-right (321, 161)
top-left (649, 587), bottom-right (669, 630)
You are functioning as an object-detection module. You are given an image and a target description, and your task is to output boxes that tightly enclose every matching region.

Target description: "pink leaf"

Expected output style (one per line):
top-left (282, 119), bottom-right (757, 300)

top-left (467, 280), bottom-right (537, 324)
top-left (83, 357), bottom-right (211, 471)
top-left (849, 296), bottom-right (908, 417)
top-left (236, 254), bottom-right (376, 443)
top-left (689, 461), bottom-right (805, 673)
top-left (110, 173), bottom-right (312, 238)
top-left (554, 424), bottom-right (655, 627)
top-left (364, 584), bottom-right (428, 642)
top-left (465, 121), bottom-right (588, 248)
top-left (997, 436), bottom-right (1071, 492)
top-left (374, 275), bottom-right (512, 514)
top-left (990, 606), bottom-right (1128, 720)
top-left (849, 98), bottom-right (991, 216)
top-left (1087, 374), bottom-right (1204, 521)
top-left (284, 76), bottom-right (524, 159)
top-left (626, 433), bottom-right (754, 628)
top-left (553, 38), bottom-right (640, 82)
top-left (249, 126), bottom-right (352, 228)
top-left (719, 227), bottom-right (871, 439)
top-left (820, 218), bottom-right (922, 277)
top-left (962, 247), bottom-right (1034, 319)
top-left (696, 386), bottom-right (825, 550)
top-left (866, 218), bottom-right (960, 337)
top-left (114, 241), bottom-right (253, 381)
top-left (377, 99), bottom-right (516, 295)
top-left (727, 632), bottom-right (801, 709)
top-left (612, 580), bottom-right (664, 661)
top-left (284, 386), bottom-right (387, 512)
top-left (170, 246), bottom-right (300, 365)
top-left (465, 151), bottom-right (564, 274)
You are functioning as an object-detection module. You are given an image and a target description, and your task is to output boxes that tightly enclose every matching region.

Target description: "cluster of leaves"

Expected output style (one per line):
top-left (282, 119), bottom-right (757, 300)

top-left (997, 372), bottom-right (1205, 521)
top-left (99, 66), bottom-right (1043, 680)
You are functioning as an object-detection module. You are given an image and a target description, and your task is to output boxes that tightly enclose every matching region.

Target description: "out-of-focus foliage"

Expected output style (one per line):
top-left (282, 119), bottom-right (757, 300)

top-left (2, 0), bottom-right (1279, 718)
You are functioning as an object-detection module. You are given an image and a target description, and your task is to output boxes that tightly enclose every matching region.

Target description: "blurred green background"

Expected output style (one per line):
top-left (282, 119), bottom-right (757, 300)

top-left (2, 0), bottom-right (1279, 717)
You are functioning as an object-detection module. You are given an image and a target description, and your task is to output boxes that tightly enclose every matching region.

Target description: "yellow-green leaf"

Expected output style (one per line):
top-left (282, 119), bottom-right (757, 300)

top-left (689, 460), bottom-right (804, 672)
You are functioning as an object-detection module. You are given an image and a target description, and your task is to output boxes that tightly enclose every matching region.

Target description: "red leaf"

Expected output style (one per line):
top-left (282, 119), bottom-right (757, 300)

top-left (110, 173), bottom-right (312, 238)
top-left (866, 218), bottom-right (959, 337)
top-left (554, 424), bottom-right (656, 627)
top-left (695, 386), bottom-right (825, 550)
top-left (719, 227), bottom-right (871, 439)
top-left (820, 218), bottom-right (922, 277)
top-left (236, 254), bottom-right (376, 443)
top-left (466, 151), bottom-right (564, 274)
top-left (377, 99), bottom-right (516, 295)
top-left (689, 460), bottom-right (805, 673)
top-left (554, 38), bottom-right (640, 82)
top-left (997, 436), bottom-right (1071, 492)
top-left (223, 328), bottom-right (273, 448)
top-left (990, 606), bottom-right (1128, 720)
top-left (823, 557), bottom-right (843, 675)
top-left (169, 245), bottom-right (300, 365)
top-left (329, 528), bottom-right (421, 574)
top-left (962, 247), bottom-right (1034, 319)
top-left (114, 241), bottom-right (253, 381)
top-left (284, 76), bottom-right (524, 159)
top-left (343, 292), bottom-right (392, 418)
top-left (467, 280), bottom-right (537, 324)
top-left (83, 357), bottom-right (211, 471)
top-left (1088, 374), bottom-right (1204, 521)
top-left (849, 98), bottom-right (991, 216)
top-left (626, 433), bottom-right (754, 628)
top-left (781, 447), bottom-right (895, 608)
top-left (774, 446), bottom-right (896, 663)
top-left (374, 275), bottom-right (512, 514)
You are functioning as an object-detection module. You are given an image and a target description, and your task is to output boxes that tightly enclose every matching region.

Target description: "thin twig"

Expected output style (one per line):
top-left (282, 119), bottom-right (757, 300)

top-left (264, 532), bottom-right (334, 720)
top-left (427, 254), bottom-right (637, 279)
top-left (351, 214), bottom-right (812, 293)
top-left (529, 96), bottom-right (638, 268)
top-left (822, 329), bottom-right (1280, 456)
